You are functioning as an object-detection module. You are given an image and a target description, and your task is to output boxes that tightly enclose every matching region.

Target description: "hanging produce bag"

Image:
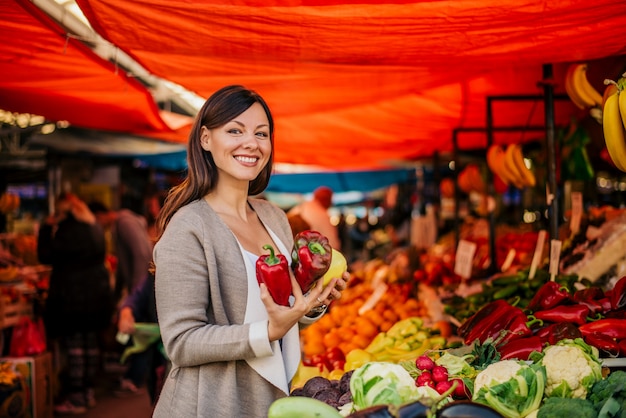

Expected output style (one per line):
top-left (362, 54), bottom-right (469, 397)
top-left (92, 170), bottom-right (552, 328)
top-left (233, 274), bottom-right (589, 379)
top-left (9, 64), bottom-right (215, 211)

top-left (9, 316), bottom-right (47, 357)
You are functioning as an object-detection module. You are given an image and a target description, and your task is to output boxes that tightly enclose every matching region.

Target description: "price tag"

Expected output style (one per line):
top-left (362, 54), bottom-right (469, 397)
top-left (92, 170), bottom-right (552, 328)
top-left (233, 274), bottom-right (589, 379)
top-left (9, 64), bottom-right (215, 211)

top-left (549, 239), bottom-right (562, 281)
top-left (570, 192), bottom-right (582, 234)
top-left (528, 230), bottom-right (546, 279)
top-left (454, 239), bottom-right (477, 279)
top-left (500, 248), bottom-right (516, 272)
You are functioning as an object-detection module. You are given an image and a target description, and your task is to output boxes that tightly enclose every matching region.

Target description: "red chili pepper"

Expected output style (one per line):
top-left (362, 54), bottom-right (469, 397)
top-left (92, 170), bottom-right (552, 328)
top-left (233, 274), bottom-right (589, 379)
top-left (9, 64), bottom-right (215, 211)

top-left (579, 318), bottom-right (626, 340)
top-left (497, 313), bottom-right (542, 346)
top-left (526, 281), bottom-right (570, 313)
top-left (458, 300), bottom-right (510, 342)
top-left (619, 339), bottom-right (626, 356)
top-left (291, 230), bottom-right (332, 292)
top-left (573, 287), bottom-right (611, 314)
top-left (611, 276), bottom-right (626, 310)
top-left (584, 333), bottom-right (620, 357)
top-left (459, 300), bottom-right (520, 345)
top-left (533, 304), bottom-right (590, 326)
top-left (499, 336), bottom-right (543, 360)
top-left (533, 322), bottom-right (582, 345)
top-left (255, 244), bottom-right (292, 306)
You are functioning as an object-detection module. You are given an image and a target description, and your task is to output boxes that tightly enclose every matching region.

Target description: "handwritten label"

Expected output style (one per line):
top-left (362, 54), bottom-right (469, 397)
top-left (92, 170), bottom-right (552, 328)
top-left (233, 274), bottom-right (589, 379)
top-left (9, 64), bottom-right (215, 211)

top-left (570, 192), bottom-right (582, 234)
top-left (549, 239), bottom-right (562, 281)
top-left (454, 240), bottom-right (477, 279)
top-left (528, 230), bottom-right (547, 279)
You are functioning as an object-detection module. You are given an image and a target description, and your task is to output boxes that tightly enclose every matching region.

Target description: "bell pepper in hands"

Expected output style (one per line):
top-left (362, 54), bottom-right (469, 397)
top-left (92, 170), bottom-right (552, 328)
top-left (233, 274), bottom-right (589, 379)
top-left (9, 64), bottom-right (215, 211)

top-left (256, 244), bottom-right (292, 306)
top-left (526, 281), bottom-right (570, 313)
top-left (291, 230), bottom-right (332, 292)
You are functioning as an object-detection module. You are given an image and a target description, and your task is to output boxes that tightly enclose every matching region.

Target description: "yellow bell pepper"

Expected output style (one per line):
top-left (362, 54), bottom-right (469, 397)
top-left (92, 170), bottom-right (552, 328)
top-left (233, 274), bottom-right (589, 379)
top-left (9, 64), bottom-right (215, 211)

top-left (344, 348), bottom-right (374, 371)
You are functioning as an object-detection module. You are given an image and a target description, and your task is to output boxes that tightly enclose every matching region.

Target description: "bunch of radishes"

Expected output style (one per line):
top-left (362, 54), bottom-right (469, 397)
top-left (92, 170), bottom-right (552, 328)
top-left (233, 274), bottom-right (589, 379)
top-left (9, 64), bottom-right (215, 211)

top-left (414, 354), bottom-right (468, 399)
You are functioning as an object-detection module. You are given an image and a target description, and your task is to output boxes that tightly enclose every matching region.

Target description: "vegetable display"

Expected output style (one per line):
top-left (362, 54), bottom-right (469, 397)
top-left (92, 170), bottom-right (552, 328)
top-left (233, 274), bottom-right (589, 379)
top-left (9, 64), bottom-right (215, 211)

top-left (255, 244), bottom-right (292, 306)
top-left (291, 230), bottom-right (332, 292)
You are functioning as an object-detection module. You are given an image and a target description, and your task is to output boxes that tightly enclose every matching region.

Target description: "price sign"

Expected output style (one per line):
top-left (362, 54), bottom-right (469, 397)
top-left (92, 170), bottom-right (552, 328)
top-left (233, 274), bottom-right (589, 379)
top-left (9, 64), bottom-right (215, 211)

top-left (549, 239), bottom-right (562, 281)
top-left (528, 230), bottom-right (547, 279)
top-left (454, 239), bottom-right (477, 279)
top-left (570, 192), bottom-right (582, 234)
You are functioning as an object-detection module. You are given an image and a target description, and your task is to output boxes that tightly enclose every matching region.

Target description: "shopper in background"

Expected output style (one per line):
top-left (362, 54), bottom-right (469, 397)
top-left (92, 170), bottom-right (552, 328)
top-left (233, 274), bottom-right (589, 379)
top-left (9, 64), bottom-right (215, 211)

top-left (37, 192), bottom-right (114, 415)
top-left (88, 201), bottom-right (153, 299)
top-left (117, 271), bottom-right (167, 406)
top-left (88, 201), bottom-right (154, 396)
top-left (287, 185), bottom-right (342, 250)
top-left (152, 85), bottom-right (348, 417)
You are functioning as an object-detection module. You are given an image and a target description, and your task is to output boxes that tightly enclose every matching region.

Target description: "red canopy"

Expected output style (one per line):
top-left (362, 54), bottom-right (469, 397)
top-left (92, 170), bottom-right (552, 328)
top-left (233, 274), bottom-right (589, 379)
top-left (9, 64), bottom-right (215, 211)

top-left (3, 0), bottom-right (626, 170)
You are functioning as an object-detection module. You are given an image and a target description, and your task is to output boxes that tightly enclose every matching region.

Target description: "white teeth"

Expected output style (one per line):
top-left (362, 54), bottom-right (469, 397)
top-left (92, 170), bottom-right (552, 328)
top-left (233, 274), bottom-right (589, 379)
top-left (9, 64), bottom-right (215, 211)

top-left (235, 156), bottom-right (257, 163)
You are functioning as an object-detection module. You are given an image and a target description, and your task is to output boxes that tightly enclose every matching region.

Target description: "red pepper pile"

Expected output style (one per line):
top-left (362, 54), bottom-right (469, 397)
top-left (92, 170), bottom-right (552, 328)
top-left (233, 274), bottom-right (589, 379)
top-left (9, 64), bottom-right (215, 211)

top-left (458, 275), bottom-right (626, 360)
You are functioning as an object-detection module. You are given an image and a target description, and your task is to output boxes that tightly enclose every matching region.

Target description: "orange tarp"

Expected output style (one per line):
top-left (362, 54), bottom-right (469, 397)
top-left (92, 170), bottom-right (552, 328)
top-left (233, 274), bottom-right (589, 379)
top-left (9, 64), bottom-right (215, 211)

top-left (3, 0), bottom-right (626, 169)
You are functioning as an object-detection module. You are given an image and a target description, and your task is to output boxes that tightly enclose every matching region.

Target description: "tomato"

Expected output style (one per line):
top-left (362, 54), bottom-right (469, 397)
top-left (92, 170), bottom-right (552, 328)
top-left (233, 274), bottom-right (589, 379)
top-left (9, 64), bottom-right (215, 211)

top-left (331, 359), bottom-right (345, 371)
top-left (325, 347), bottom-right (345, 363)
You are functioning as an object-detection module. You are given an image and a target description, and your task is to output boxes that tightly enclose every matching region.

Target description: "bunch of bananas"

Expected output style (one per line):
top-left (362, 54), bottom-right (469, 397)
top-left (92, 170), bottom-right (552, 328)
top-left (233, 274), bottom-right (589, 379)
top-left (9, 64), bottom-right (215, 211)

top-left (601, 73), bottom-right (626, 172)
top-left (565, 63), bottom-right (603, 109)
top-left (486, 144), bottom-right (536, 189)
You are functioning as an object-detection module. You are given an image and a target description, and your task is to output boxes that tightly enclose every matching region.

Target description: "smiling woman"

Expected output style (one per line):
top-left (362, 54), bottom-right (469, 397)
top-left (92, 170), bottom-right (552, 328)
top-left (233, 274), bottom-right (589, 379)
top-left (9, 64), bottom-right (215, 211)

top-left (151, 85), bottom-right (349, 418)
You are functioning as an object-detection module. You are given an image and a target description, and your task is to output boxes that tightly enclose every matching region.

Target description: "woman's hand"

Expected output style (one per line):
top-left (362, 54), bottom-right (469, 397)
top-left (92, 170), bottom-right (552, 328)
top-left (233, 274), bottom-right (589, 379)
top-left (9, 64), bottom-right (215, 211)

top-left (261, 273), bottom-right (343, 342)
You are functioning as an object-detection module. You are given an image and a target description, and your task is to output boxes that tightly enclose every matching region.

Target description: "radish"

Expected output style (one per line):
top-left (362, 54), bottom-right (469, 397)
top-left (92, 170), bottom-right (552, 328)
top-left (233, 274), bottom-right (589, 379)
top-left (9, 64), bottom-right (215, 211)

top-left (450, 378), bottom-right (467, 399)
top-left (435, 380), bottom-right (453, 395)
top-left (415, 371), bottom-right (434, 387)
top-left (431, 365), bottom-right (449, 382)
top-left (415, 354), bottom-right (436, 371)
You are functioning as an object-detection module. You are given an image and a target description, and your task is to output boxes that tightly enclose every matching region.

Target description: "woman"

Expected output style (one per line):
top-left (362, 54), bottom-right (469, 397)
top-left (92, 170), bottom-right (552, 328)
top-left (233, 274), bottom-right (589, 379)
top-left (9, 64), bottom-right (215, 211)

top-left (152, 85), bottom-right (347, 417)
top-left (37, 192), bottom-right (114, 414)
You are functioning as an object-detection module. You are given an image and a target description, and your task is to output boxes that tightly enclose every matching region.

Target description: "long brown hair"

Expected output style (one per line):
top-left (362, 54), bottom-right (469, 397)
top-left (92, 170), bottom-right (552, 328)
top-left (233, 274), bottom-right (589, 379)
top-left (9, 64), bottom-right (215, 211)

top-left (155, 85), bottom-right (275, 241)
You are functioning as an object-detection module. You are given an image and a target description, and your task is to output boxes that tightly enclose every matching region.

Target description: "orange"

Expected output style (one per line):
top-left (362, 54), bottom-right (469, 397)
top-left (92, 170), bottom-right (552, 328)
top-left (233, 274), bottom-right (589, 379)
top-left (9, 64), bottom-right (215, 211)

top-left (323, 331), bottom-right (342, 349)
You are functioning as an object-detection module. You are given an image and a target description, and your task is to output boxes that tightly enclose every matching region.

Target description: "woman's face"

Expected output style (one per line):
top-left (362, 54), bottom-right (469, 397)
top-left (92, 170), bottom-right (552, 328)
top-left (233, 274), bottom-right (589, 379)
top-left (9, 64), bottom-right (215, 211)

top-left (200, 102), bottom-right (271, 184)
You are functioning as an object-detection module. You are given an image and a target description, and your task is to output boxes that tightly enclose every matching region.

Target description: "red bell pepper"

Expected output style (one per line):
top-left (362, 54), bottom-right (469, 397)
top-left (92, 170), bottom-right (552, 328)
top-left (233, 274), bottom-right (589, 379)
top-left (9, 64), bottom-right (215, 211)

top-left (611, 276), bottom-right (626, 311)
top-left (526, 281), bottom-right (570, 313)
top-left (533, 304), bottom-right (590, 326)
top-left (498, 335), bottom-right (543, 361)
top-left (533, 322), bottom-right (582, 345)
top-left (291, 230), bottom-right (332, 292)
top-left (255, 244), bottom-right (292, 306)
top-left (497, 313), bottom-right (543, 346)
top-left (584, 333), bottom-right (620, 357)
top-left (619, 339), bottom-right (626, 356)
top-left (573, 287), bottom-right (611, 314)
top-left (579, 318), bottom-right (626, 340)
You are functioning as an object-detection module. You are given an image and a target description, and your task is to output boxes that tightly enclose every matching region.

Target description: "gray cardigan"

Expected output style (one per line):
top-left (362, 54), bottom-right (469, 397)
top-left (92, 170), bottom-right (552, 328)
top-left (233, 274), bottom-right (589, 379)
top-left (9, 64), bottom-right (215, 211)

top-left (152, 198), bottom-right (300, 418)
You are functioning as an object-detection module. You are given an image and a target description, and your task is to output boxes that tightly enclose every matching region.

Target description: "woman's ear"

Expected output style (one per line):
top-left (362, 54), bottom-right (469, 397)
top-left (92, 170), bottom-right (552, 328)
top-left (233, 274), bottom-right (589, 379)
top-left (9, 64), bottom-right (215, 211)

top-left (200, 126), bottom-right (211, 151)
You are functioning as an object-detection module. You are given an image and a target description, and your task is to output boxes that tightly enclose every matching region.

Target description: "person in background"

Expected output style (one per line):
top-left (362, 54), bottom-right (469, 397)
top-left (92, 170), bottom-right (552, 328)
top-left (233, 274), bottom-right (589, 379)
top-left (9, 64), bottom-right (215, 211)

top-left (287, 186), bottom-right (342, 250)
top-left (87, 201), bottom-right (154, 396)
top-left (88, 201), bottom-right (153, 299)
top-left (152, 85), bottom-right (348, 417)
top-left (37, 192), bottom-right (114, 415)
top-left (117, 271), bottom-right (167, 406)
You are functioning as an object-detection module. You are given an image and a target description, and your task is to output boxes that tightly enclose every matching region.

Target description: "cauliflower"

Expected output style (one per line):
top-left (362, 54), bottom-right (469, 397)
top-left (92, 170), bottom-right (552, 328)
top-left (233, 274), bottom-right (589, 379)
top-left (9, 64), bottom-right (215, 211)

top-left (472, 360), bottom-right (546, 418)
top-left (473, 359), bottom-right (522, 392)
top-left (535, 338), bottom-right (603, 399)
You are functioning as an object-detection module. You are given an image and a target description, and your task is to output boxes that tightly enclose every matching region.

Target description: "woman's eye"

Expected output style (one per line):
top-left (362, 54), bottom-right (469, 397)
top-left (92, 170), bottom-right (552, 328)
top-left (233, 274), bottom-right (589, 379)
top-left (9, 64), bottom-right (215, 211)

top-left (256, 131), bottom-right (269, 139)
top-left (227, 128), bottom-right (242, 135)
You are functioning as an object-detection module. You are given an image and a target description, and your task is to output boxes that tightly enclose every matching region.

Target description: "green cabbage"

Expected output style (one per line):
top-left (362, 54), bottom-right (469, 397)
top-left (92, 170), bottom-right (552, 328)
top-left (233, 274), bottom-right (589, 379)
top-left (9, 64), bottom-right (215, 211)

top-left (349, 361), bottom-right (427, 410)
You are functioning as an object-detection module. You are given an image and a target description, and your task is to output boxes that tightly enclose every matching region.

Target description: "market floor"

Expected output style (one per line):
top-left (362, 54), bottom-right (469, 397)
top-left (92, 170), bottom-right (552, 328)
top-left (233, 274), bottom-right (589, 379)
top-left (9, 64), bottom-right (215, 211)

top-left (60, 363), bottom-right (154, 418)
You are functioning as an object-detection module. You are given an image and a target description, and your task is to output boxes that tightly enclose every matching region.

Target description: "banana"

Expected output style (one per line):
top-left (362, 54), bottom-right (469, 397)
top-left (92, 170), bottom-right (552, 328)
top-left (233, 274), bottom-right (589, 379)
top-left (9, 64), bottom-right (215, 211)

top-left (573, 63), bottom-right (603, 108)
top-left (486, 145), bottom-right (512, 186)
top-left (565, 64), bottom-right (588, 109)
top-left (510, 144), bottom-right (536, 187)
top-left (602, 90), bottom-right (626, 172)
top-left (503, 144), bottom-right (527, 188)
top-left (268, 396), bottom-right (342, 418)
top-left (565, 63), bottom-right (602, 109)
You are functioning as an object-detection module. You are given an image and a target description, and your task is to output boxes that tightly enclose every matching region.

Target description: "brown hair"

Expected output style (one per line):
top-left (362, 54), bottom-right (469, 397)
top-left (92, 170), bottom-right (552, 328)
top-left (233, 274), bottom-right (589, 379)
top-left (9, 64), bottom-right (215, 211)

top-left (155, 85), bottom-right (275, 241)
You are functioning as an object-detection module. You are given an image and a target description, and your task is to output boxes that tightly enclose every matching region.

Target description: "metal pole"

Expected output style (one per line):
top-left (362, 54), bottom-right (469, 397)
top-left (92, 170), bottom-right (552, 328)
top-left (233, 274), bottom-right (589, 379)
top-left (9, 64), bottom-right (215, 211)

top-left (485, 97), bottom-right (497, 275)
top-left (542, 64), bottom-right (559, 241)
